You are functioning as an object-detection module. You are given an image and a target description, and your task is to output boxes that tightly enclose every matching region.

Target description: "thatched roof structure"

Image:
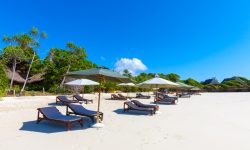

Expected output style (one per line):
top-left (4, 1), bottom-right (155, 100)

top-left (5, 68), bottom-right (44, 83)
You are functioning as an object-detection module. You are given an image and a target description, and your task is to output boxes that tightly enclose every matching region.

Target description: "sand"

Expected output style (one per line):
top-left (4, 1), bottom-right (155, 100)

top-left (0, 92), bottom-right (250, 150)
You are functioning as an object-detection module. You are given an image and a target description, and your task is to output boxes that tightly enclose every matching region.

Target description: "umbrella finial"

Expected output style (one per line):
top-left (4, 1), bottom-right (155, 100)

top-left (155, 74), bottom-right (159, 78)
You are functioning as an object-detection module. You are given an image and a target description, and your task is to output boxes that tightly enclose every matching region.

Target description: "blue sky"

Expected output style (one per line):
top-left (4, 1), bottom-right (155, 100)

top-left (0, 0), bottom-right (249, 81)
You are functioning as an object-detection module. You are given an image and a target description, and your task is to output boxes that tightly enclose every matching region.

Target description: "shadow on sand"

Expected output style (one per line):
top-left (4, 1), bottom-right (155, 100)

top-left (19, 118), bottom-right (92, 134)
top-left (47, 102), bottom-right (58, 106)
top-left (113, 108), bottom-right (152, 116)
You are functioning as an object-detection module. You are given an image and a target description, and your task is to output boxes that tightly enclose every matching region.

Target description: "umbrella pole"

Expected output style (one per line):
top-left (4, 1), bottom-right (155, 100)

top-left (82, 86), bottom-right (84, 98)
top-left (96, 82), bottom-right (101, 123)
top-left (91, 76), bottom-right (104, 128)
top-left (96, 76), bottom-right (103, 123)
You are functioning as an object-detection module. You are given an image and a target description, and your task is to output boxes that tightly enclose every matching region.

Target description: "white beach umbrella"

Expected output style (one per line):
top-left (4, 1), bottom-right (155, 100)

top-left (65, 79), bottom-right (100, 86)
top-left (118, 83), bottom-right (135, 97)
top-left (137, 74), bottom-right (178, 100)
top-left (118, 83), bottom-right (135, 86)
top-left (65, 79), bottom-right (99, 97)
top-left (137, 75), bottom-right (178, 89)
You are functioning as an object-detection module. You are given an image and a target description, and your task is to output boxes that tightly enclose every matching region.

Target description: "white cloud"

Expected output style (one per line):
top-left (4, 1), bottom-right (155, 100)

top-left (114, 58), bottom-right (147, 76)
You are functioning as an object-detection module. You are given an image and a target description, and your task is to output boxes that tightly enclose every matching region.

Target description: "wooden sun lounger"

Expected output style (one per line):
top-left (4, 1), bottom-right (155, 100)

top-left (135, 93), bottom-right (151, 99)
top-left (178, 93), bottom-right (191, 98)
top-left (131, 100), bottom-right (159, 111)
top-left (123, 101), bottom-right (155, 115)
top-left (155, 96), bottom-right (178, 105)
top-left (37, 107), bottom-right (83, 131)
top-left (118, 94), bottom-right (129, 99)
top-left (66, 103), bottom-right (103, 123)
top-left (73, 94), bottom-right (93, 104)
top-left (111, 94), bottom-right (127, 100)
top-left (56, 96), bottom-right (79, 105)
top-left (163, 94), bottom-right (178, 100)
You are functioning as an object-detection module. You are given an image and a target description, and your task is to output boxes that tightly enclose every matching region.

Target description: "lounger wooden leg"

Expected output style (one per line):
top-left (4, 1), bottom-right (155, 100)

top-left (66, 106), bottom-right (69, 116)
top-left (101, 114), bottom-right (103, 121)
top-left (66, 122), bottom-right (71, 131)
top-left (36, 111), bottom-right (42, 124)
top-left (79, 119), bottom-right (83, 128)
top-left (123, 103), bottom-right (126, 112)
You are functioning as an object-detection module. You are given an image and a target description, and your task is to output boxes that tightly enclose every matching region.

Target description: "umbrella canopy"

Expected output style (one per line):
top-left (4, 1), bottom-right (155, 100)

top-left (65, 79), bottom-right (99, 98)
top-left (137, 75), bottom-right (178, 101)
top-left (66, 68), bottom-right (131, 83)
top-left (65, 79), bottom-right (99, 86)
top-left (176, 81), bottom-right (194, 89)
top-left (190, 87), bottom-right (201, 91)
top-left (137, 75), bottom-right (178, 89)
top-left (118, 83), bottom-right (135, 97)
top-left (118, 83), bottom-right (135, 86)
top-left (66, 68), bottom-right (131, 126)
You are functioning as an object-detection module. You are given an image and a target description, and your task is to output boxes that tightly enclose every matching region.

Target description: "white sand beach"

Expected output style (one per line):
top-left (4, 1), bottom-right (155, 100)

top-left (0, 92), bottom-right (250, 150)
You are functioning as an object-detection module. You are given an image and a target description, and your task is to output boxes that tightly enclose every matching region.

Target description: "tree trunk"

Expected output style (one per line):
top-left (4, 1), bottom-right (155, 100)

top-left (60, 65), bottom-right (71, 87)
top-left (20, 52), bottom-right (36, 93)
top-left (10, 59), bottom-right (17, 89)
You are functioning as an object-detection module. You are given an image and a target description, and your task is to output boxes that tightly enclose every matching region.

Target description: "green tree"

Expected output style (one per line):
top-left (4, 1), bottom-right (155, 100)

top-left (43, 43), bottom-right (96, 92)
top-left (1, 45), bottom-right (25, 89)
top-left (133, 73), bottom-right (153, 84)
top-left (165, 73), bottom-right (180, 82)
top-left (183, 78), bottom-right (203, 89)
top-left (123, 69), bottom-right (132, 79)
top-left (20, 27), bottom-right (47, 93)
top-left (59, 42), bottom-right (88, 87)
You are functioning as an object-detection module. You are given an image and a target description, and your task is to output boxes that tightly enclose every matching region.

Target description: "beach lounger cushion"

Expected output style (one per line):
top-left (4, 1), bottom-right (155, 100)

top-left (73, 94), bottom-right (93, 104)
top-left (123, 101), bottom-right (155, 115)
top-left (131, 100), bottom-right (159, 111)
top-left (135, 93), bottom-right (151, 99)
top-left (111, 94), bottom-right (127, 100)
top-left (56, 96), bottom-right (79, 105)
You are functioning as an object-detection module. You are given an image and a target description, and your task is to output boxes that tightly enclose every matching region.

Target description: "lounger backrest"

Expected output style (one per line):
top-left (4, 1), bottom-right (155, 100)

top-left (118, 94), bottom-right (125, 97)
top-left (38, 107), bottom-right (62, 119)
top-left (125, 101), bottom-right (140, 109)
top-left (73, 95), bottom-right (83, 101)
top-left (112, 94), bottom-right (118, 98)
top-left (68, 103), bottom-right (87, 113)
top-left (131, 100), bottom-right (142, 105)
top-left (57, 96), bottom-right (70, 102)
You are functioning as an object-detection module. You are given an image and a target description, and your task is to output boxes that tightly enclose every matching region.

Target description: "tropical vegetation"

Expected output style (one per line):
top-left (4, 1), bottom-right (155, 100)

top-left (0, 28), bottom-right (250, 96)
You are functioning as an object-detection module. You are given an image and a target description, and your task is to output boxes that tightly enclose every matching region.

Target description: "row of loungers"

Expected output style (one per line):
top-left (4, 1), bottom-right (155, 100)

top-left (37, 93), bottom-right (179, 130)
top-left (56, 95), bottom-right (93, 105)
top-left (111, 93), bottom-right (151, 100)
top-left (37, 95), bottom-right (103, 130)
top-left (124, 100), bottom-right (159, 115)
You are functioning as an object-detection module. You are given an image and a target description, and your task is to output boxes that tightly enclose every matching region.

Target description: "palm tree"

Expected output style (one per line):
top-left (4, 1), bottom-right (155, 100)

top-left (20, 27), bottom-right (47, 94)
